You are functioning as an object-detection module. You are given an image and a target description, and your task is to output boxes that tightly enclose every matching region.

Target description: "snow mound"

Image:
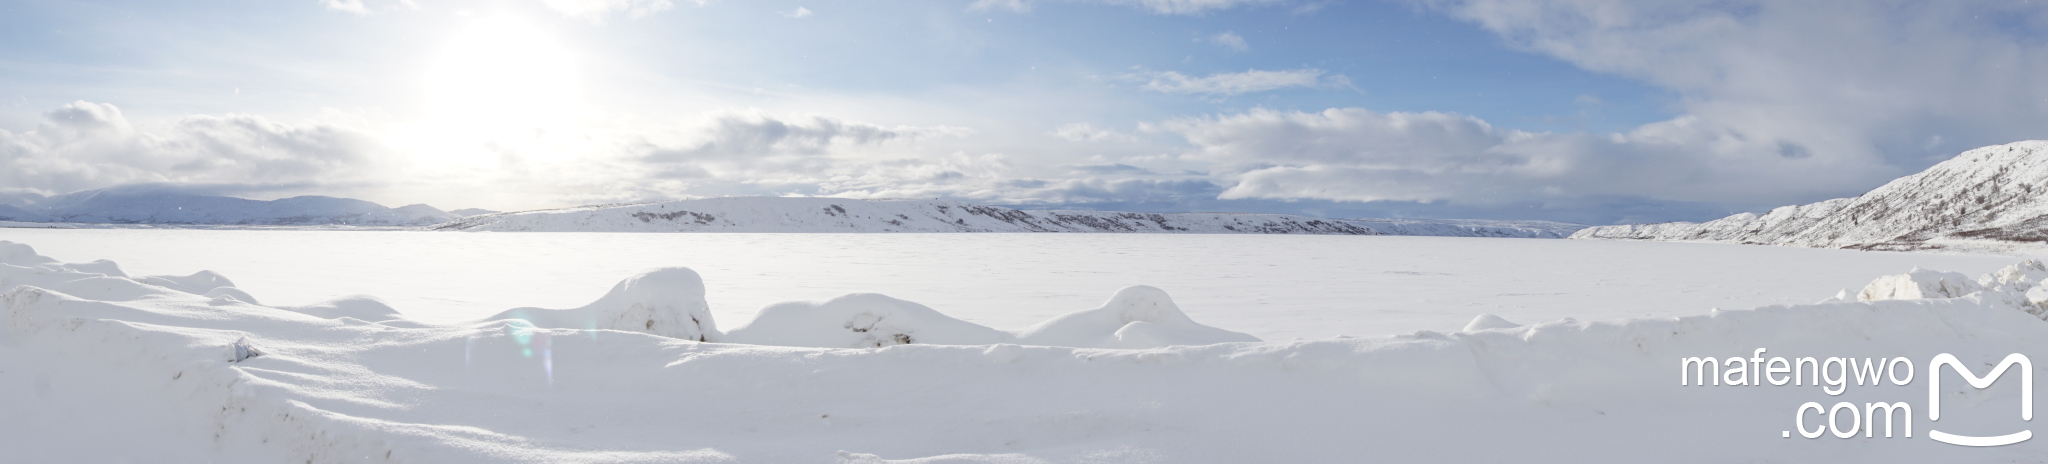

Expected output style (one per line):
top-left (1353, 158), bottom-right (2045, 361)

top-left (135, 270), bottom-right (237, 296)
top-left (1460, 313), bottom-right (1522, 332)
top-left (1013, 285), bottom-right (1258, 349)
top-left (484, 267), bottom-right (721, 342)
top-left (277, 295), bottom-right (405, 322)
top-left (1980, 259), bottom-right (2048, 288)
top-left (724, 293), bottom-right (1012, 348)
top-left (0, 240), bottom-right (57, 266)
top-left (1856, 267), bottom-right (1982, 301)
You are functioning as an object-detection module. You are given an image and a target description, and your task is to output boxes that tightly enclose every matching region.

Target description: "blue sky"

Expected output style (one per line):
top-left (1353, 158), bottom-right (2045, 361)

top-left (1, 0), bottom-right (2043, 223)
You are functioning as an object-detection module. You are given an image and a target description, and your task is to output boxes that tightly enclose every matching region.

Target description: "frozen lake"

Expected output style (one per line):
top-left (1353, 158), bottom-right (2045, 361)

top-left (0, 229), bottom-right (2029, 339)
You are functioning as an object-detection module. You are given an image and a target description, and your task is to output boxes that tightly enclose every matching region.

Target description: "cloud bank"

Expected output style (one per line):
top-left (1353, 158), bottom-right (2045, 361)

top-left (0, 101), bottom-right (393, 197)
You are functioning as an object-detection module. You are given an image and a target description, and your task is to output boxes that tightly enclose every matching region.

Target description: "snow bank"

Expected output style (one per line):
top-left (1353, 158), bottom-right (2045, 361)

top-left (8, 238), bottom-right (2048, 462)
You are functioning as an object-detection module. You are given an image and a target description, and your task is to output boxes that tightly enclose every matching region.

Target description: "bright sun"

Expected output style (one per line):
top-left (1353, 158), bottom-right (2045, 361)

top-left (411, 15), bottom-right (584, 167)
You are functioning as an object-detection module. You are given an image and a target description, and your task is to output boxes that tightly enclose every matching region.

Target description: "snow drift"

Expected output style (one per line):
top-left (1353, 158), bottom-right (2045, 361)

top-left (6, 239), bottom-right (2048, 462)
top-left (1572, 140), bottom-right (2048, 250)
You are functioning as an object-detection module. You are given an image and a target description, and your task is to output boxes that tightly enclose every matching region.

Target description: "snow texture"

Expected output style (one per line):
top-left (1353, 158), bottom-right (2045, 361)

top-left (8, 239), bottom-right (2048, 462)
top-left (433, 196), bottom-right (1382, 234)
top-left (1572, 140), bottom-right (2048, 251)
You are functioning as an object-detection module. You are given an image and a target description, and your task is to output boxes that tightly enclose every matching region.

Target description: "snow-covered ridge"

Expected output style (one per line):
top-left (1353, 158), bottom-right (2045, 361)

top-left (435, 196), bottom-right (1383, 234)
top-left (1572, 140), bottom-right (2048, 250)
top-left (0, 185), bottom-right (463, 226)
top-left (7, 240), bottom-right (2048, 461)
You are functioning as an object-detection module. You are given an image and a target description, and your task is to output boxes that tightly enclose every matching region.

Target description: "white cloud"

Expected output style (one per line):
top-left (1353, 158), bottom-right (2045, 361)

top-left (541, 0), bottom-right (686, 20)
top-left (1133, 68), bottom-right (1350, 96)
top-left (319, 0), bottom-right (369, 15)
top-left (972, 0), bottom-right (1288, 15)
top-left (1145, 107), bottom-right (1896, 207)
top-left (1209, 31), bottom-right (1249, 51)
top-left (0, 101), bottom-right (395, 196)
top-left (783, 6), bottom-right (813, 18)
top-left (314, 0), bottom-right (419, 15)
top-left (1048, 123), bottom-right (1134, 142)
top-left (1421, 0), bottom-right (2048, 186)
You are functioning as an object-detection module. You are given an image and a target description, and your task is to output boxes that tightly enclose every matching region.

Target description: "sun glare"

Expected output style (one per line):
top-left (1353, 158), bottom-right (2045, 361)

top-left (411, 15), bottom-right (585, 167)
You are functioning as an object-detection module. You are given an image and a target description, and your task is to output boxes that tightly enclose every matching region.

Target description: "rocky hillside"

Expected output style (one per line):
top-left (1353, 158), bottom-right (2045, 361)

top-left (1572, 141), bottom-right (2048, 250)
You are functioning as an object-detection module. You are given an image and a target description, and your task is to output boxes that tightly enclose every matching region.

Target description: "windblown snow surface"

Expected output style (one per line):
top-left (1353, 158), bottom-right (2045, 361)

top-left (1574, 141), bottom-right (2048, 251)
top-left (6, 238), bottom-right (2048, 462)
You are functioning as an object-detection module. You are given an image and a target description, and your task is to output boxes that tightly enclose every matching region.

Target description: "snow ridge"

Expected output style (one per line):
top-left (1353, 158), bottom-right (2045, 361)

top-left (1571, 140), bottom-right (2048, 250)
top-left (434, 196), bottom-right (1383, 235)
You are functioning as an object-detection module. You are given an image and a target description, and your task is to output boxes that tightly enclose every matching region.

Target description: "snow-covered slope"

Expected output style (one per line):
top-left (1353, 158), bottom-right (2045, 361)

top-left (1573, 141), bottom-right (2048, 250)
top-left (435, 196), bottom-right (1382, 234)
top-left (1341, 217), bottom-right (1586, 238)
top-left (0, 186), bottom-right (459, 226)
top-left (7, 239), bottom-right (2048, 462)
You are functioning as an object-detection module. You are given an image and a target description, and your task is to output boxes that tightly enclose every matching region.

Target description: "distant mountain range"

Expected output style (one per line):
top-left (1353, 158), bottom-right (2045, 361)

top-left (433, 196), bottom-right (1586, 237)
top-left (0, 185), bottom-right (1587, 238)
top-left (1572, 140), bottom-right (2048, 251)
top-left (0, 185), bottom-right (465, 226)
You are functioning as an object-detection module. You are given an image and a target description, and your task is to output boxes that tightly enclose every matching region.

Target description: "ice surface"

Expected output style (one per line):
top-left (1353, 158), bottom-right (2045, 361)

top-left (6, 238), bottom-right (2048, 462)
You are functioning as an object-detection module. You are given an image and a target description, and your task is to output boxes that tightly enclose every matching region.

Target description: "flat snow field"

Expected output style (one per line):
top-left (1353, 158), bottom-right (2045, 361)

top-left (0, 229), bottom-right (2027, 339)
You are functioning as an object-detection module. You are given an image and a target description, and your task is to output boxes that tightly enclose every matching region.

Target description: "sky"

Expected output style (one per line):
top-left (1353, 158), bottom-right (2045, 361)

top-left (0, 0), bottom-right (2044, 224)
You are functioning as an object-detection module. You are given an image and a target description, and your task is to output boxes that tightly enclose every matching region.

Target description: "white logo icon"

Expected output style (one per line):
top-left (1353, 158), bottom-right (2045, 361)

top-left (1928, 353), bottom-right (2032, 447)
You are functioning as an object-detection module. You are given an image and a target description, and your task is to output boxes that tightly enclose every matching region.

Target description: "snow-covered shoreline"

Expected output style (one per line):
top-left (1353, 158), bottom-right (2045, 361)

top-left (6, 237), bottom-right (2048, 462)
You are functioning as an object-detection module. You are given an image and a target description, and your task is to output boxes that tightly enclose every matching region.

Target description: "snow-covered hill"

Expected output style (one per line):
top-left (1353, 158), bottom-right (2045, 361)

top-left (1573, 140), bottom-right (2048, 250)
top-left (0, 186), bottom-right (459, 226)
top-left (1341, 217), bottom-right (1586, 238)
top-left (434, 197), bottom-right (1385, 234)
